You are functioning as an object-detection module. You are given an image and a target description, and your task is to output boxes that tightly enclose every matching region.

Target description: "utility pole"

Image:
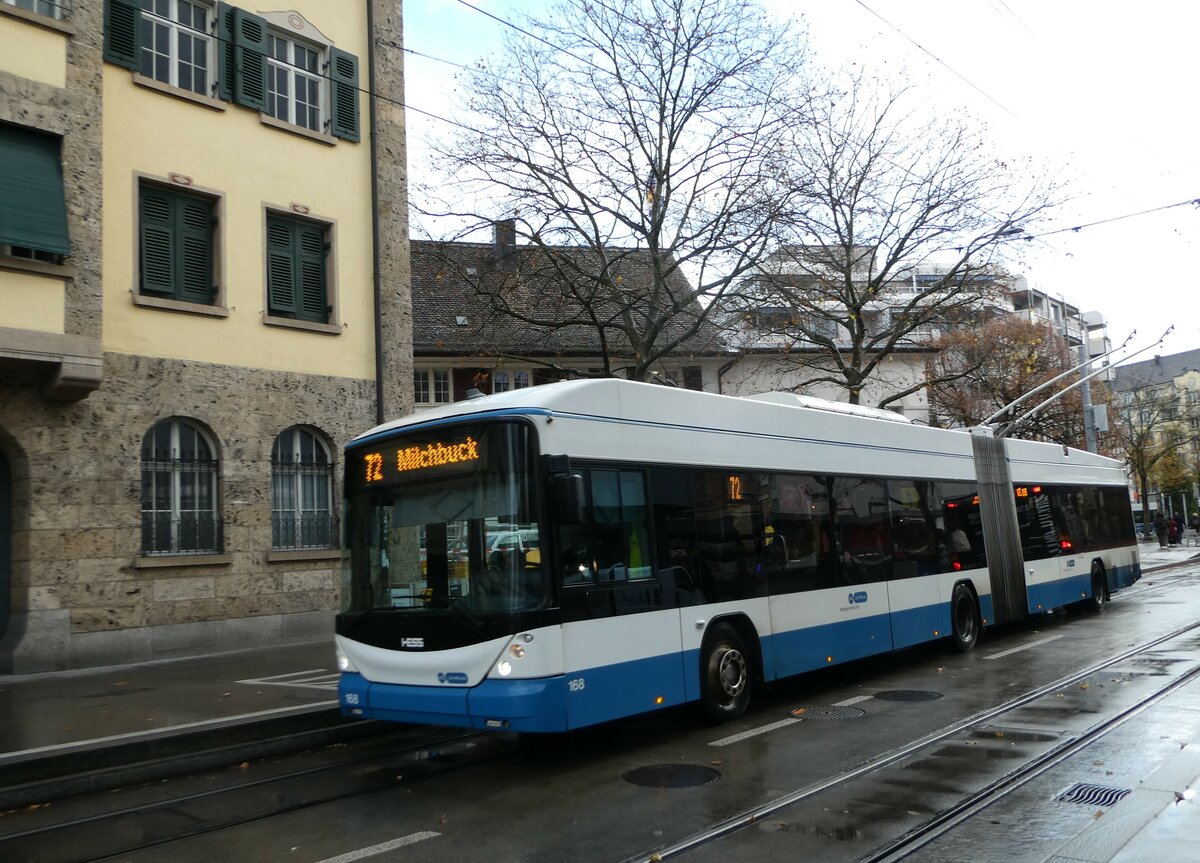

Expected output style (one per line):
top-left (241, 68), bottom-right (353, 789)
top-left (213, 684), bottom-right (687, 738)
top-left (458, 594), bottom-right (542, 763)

top-left (1079, 311), bottom-right (1097, 453)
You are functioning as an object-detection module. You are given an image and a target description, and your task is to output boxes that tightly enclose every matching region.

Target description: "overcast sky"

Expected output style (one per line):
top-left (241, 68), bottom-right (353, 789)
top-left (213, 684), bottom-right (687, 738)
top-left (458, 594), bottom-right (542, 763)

top-left (403, 0), bottom-right (1200, 359)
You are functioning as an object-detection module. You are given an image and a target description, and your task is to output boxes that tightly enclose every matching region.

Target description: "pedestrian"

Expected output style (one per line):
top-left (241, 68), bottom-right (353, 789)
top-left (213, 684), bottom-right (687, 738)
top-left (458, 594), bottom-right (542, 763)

top-left (1155, 511), bottom-right (1169, 549)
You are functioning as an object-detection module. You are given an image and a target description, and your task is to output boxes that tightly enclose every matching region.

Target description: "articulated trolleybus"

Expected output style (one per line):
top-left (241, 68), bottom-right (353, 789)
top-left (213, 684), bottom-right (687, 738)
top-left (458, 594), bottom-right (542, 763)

top-left (336, 380), bottom-right (1140, 732)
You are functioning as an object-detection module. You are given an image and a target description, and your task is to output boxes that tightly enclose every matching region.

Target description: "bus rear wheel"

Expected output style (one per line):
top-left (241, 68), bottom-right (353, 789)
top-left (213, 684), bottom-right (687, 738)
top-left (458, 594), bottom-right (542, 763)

top-left (700, 623), bottom-right (752, 723)
top-left (950, 584), bottom-right (980, 653)
top-left (1086, 564), bottom-right (1108, 613)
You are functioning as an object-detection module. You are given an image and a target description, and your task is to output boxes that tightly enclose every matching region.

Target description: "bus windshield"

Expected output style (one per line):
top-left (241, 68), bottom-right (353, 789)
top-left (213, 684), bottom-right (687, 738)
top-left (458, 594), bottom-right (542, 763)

top-left (342, 421), bottom-right (544, 615)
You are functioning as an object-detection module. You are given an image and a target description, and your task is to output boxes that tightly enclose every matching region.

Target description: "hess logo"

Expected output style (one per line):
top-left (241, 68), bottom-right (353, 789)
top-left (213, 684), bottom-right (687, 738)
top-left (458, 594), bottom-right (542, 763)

top-left (400, 637), bottom-right (424, 648)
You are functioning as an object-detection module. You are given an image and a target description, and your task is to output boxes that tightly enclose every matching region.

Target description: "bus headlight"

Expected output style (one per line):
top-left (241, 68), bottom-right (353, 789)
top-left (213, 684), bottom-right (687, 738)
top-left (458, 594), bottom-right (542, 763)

top-left (336, 645), bottom-right (358, 673)
top-left (497, 659), bottom-right (513, 677)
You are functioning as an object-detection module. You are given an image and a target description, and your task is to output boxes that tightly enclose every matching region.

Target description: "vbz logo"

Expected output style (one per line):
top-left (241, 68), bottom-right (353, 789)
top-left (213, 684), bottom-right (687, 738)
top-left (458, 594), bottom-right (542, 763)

top-left (847, 590), bottom-right (869, 605)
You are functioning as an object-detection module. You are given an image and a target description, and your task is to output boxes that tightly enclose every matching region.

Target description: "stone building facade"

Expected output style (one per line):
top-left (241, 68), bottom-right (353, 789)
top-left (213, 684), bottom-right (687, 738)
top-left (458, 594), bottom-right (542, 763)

top-left (0, 1), bottom-right (412, 672)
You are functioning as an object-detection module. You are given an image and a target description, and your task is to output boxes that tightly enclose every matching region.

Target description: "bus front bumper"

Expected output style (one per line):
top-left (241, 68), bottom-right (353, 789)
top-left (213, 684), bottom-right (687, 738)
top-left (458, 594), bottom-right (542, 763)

top-left (338, 672), bottom-right (569, 733)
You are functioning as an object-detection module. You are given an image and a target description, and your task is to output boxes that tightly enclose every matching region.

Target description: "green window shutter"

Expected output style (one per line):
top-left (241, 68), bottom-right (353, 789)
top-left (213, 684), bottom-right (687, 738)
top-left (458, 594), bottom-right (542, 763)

top-left (266, 217), bottom-right (297, 316)
top-left (104, 0), bottom-right (141, 71)
top-left (233, 9), bottom-right (269, 111)
top-left (217, 2), bottom-right (235, 101)
top-left (139, 187), bottom-right (177, 296)
top-left (296, 225), bottom-right (329, 322)
top-left (139, 185), bottom-right (214, 302)
top-left (328, 48), bottom-right (360, 142)
top-left (0, 124), bottom-right (71, 256)
top-left (178, 198), bottom-right (214, 303)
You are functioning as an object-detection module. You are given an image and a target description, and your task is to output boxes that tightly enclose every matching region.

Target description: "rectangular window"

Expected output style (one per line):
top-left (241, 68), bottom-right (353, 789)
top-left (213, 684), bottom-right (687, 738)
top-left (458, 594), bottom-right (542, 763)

top-left (138, 0), bottom-right (215, 96)
top-left (493, 370), bottom-right (531, 392)
top-left (266, 213), bottom-right (329, 323)
top-left (3, 0), bottom-right (65, 19)
top-left (414, 370), bottom-right (452, 405)
top-left (0, 123), bottom-right (70, 262)
top-left (138, 182), bottom-right (215, 304)
top-left (266, 32), bottom-right (323, 132)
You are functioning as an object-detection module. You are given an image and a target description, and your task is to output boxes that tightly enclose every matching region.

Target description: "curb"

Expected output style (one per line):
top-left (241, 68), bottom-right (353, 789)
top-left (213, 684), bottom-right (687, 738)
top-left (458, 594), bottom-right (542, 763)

top-left (0, 706), bottom-right (379, 810)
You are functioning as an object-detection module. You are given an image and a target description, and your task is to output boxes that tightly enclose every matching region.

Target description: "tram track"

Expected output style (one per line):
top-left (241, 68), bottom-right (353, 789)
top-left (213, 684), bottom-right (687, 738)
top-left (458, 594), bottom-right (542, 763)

top-left (621, 617), bottom-right (1200, 863)
top-left (0, 726), bottom-right (502, 863)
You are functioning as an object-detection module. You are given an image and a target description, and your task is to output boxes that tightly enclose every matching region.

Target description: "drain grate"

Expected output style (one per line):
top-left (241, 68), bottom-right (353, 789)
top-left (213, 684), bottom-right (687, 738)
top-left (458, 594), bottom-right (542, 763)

top-left (790, 705), bottom-right (867, 720)
top-left (1056, 782), bottom-right (1132, 807)
top-left (873, 690), bottom-right (943, 702)
top-left (623, 764), bottom-right (721, 788)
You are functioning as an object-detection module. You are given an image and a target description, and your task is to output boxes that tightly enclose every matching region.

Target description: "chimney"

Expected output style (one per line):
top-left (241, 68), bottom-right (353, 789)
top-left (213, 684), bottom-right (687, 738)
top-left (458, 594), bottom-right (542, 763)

top-left (494, 219), bottom-right (516, 271)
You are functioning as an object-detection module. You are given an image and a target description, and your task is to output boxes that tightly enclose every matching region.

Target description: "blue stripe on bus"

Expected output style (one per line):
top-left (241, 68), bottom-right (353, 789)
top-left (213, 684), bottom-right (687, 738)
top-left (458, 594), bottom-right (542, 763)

top-left (339, 570), bottom-right (1138, 730)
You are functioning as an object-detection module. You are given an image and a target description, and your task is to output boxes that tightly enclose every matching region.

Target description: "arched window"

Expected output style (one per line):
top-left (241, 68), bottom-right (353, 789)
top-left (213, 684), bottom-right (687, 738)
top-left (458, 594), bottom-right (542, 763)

top-left (141, 419), bottom-right (220, 555)
top-left (271, 427), bottom-right (334, 550)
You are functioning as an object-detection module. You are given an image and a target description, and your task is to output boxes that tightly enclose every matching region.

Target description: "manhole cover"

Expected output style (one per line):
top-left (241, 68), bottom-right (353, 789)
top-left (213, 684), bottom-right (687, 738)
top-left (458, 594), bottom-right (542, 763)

top-left (1057, 782), bottom-right (1132, 807)
top-left (873, 690), bottom-right (943, 702)
top-left (790, 705), bottom-right (866, 720)
top-left (624, 764), bottom-right (721, 788)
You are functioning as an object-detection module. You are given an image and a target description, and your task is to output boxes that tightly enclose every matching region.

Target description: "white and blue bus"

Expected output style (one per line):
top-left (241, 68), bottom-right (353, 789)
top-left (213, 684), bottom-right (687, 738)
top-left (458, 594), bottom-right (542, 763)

top-left (336, 380), bottom-right (1140, 732)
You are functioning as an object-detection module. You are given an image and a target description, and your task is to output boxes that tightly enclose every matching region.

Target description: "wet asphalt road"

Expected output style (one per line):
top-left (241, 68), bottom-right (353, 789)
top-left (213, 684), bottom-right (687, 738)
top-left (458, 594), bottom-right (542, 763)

top-left (6, 563), bottom-right (1200, 863)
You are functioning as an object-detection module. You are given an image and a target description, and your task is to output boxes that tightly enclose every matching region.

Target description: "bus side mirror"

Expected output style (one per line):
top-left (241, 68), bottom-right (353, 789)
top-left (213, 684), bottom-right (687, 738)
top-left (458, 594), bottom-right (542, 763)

top-left (552, 474), bottom-right (585, 524)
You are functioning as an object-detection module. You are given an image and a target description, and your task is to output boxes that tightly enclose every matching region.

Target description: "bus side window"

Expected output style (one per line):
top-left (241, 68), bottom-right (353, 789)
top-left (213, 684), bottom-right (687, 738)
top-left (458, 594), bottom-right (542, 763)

top-left (559, 469), bottom-right (653, 587)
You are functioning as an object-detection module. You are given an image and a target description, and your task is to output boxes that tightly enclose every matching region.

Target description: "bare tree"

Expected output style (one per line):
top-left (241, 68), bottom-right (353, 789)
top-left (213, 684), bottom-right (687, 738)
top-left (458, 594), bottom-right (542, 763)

top-left (1111, 380), bottom-right (1200, 534)
top-left (926, 315), bottom-right (1087, 444)
top-left (418, 0), bottom-right (812, 381)
top-left (737, 74), bottom-right (1063, 406)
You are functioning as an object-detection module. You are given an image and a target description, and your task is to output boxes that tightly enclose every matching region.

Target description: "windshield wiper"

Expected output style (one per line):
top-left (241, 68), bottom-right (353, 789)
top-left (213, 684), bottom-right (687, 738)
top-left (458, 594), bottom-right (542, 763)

top-left (436, 596), bottom-right (485, 632)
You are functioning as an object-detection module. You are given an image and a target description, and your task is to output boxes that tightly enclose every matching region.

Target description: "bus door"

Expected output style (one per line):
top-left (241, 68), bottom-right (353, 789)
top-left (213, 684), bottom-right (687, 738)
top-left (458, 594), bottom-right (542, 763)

top-left (558, 468), bottom-right (685, 728)
top-left (830, 477), bottom-right (896, 659)
top-left (1014, 485), bottom-right (1065, 613)
top-left (885, 480), bottom-right (946, 649)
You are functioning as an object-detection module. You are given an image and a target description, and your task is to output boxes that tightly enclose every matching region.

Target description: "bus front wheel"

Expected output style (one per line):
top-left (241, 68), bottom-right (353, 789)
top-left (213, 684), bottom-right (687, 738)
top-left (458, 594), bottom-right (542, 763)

top-left (700, 623), bottom-right (752, 722)
top-left (950, 584), bottom-right (980, 653)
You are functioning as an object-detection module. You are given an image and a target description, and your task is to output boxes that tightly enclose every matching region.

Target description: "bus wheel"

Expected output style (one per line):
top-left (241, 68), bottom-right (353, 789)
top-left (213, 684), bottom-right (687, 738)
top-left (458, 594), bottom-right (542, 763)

top-left (1086, 565), bottom-right (1108, 613)
top-left (950, 584), bottom-right (980, 653)
top-left (700, 623), bottom-right (752, 723)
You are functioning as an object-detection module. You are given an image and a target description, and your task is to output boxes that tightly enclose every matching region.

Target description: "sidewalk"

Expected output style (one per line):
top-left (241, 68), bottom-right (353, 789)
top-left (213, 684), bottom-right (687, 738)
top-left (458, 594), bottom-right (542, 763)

top-left (1136, 537), bottom-right (1200, 569)
top-left (0, 638), bottom-right (364, 808)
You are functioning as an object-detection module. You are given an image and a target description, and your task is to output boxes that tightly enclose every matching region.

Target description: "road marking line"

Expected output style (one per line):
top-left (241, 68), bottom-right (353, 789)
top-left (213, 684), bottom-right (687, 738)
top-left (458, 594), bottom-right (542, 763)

top-left (708, 694), bottom-right (877, 746)
top-left (984, 634), bottom-right (1064, 660)
top-left (708, 717), bottom-right (801, 747)
top-left (237, 671), bottom-right (341, 691)
top-left (314, 832), bottom-right (440, 862)
top-left (236, 669), bottom-right (328, 681)
top-left (834, 694), bottom-right (874, 706)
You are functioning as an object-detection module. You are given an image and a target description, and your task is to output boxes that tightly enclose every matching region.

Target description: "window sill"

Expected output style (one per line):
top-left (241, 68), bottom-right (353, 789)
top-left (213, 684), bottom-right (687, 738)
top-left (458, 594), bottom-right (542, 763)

top-left (133, 74), bottom-right (227, 111)
top-left (267, 549), bottom-right (342, 563)
top-left (0, 257), bottom-right (76, 279)
top-left (0, 4), bottom-right (74, 35)
top-left (259, 114), bottom-right (338, 146)
top-left (263, 314), bottom-right (342, 335)
top-left (134, 292), bottom-right (229, 317)
top-left (135, 553), bottom-right (232, 569)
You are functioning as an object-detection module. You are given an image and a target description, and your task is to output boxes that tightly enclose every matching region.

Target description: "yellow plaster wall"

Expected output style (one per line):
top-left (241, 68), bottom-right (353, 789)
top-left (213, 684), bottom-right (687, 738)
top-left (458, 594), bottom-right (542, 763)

top-left (0, 14), bottom-right (66, 88)
top-left (0, 271), bottom-right (65, 333)
top-left (101, 1), bottom-right (375, 380)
